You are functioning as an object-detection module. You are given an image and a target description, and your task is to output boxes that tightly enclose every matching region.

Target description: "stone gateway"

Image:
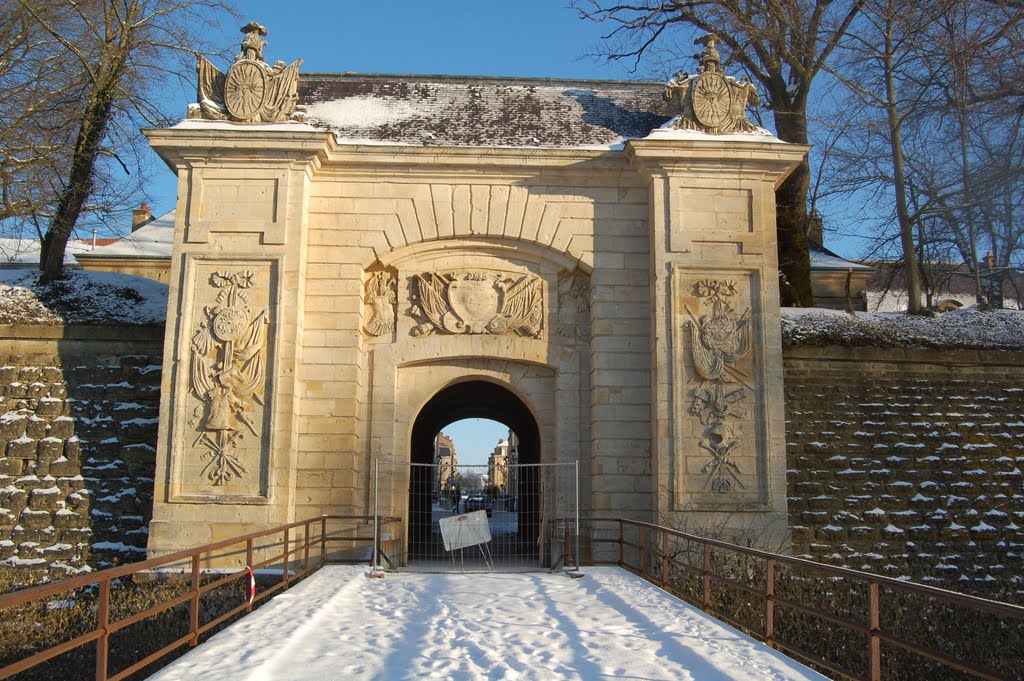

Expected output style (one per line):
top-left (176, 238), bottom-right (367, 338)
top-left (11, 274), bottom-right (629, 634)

top-left (144, 28), bottom-right (808, 564)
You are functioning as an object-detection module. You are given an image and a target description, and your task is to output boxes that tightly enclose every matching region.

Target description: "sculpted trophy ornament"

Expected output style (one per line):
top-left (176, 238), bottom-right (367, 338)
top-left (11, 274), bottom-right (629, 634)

top-left (188, 271), bottom-right (269, 486)
top-left (685, 279), bottom-right (752, 493)
top-left (363, 271), bottom-right (397, 337)
top-left (556, 272), bottom-right (591, 340)
top-left (191, 21), bottom-right (307, 124)
top-left (410, 270), bottom-right (543, 338)
top-left (664, 33), bottom-right (761, 134)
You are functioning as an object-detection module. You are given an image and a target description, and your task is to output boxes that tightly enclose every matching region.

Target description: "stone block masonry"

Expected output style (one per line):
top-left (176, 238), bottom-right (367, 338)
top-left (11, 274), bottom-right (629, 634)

top-left (0, 325), bottom-right (162, 585)
top-left (4, 321), bottom-right (1022, 605)
top-left (785, 346), bottom-right (1024, 603)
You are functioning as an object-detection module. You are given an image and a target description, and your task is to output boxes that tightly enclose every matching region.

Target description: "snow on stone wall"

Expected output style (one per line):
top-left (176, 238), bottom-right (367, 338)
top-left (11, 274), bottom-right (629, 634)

top-left (0, 327), bottom-right (162, 585)
top-left (784, 347), bottom-right (1024, 603)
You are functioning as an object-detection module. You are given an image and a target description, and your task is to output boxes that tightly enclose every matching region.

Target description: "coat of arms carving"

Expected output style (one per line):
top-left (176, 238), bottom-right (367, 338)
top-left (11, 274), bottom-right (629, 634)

top-left (664, 33), bottom-right (761, 134)
top-left (411, 271), bottom-right (543, 338)
top-left (188, 271), bottom-right (269, 486)
top-left (191, 21), bottom-right (306, 124)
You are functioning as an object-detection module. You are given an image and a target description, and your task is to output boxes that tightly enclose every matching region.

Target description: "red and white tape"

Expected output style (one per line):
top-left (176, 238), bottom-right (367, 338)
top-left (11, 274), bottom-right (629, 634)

top-left (245, 566), bottom-right (256, 605)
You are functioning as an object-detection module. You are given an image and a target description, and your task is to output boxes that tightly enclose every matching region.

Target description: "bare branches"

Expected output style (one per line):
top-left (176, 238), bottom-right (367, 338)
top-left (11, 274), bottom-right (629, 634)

top-left (574, 1), bottom-right (868, 306)
top-left (1, 0), bottom-right (238, 281)
top-left (819, 0), bottom-right (1024, 309)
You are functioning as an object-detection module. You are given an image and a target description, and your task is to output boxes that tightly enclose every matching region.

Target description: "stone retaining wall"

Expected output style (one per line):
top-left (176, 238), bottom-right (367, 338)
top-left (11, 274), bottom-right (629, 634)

top-left (784, 346), bottom-right (1024, 603)
top-left (3, 323), bottom-right (1022, 603)
top-left (0, 325), bottom-right (163, 584)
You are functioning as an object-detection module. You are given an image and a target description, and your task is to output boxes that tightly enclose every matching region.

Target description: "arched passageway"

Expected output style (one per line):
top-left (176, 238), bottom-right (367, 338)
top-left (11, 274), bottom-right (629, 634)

top-left (409, 380), bottom-right (541, 562)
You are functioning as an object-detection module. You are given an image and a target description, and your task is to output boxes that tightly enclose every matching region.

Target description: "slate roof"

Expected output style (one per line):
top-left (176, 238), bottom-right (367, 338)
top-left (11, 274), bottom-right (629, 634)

top-left (298, 73), bottom-right (674, 148)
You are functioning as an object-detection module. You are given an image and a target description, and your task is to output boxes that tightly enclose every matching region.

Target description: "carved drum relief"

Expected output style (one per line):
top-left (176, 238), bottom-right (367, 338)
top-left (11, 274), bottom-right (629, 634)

top-left (674, 270), bottom-right (765, 508)
top-left (178, 263), bottom-right (274, 499)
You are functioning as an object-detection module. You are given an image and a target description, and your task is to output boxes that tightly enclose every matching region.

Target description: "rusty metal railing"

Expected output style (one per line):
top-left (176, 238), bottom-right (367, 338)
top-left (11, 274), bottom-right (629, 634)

top-left (591, 518), bottom-right (1023, 681)
top-left (0, 514), bottom-right (400, 681)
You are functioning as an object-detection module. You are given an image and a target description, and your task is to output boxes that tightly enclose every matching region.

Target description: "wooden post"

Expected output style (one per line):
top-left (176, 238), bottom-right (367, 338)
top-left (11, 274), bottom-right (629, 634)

top-left (765, 559), bottom-right (775, 646)
top-left (618, 519), bottom-right (624, 567)
top-left (189, 554), bottom-right (201, 647)
top-left (661, 531), bottom-right (669, 588)
top-left (702, 543), bottom-right (712, 612)
top-left (869, 581), bottom-right (881, 681)
top-left (95, 578), bottom-right (110, 681)
top-left (638, 526), bottom-right (646, 578)
top-left (283, 527), bottom-right (291, 589)
top-left (303, 521), bottom-right (311, 574)
top-left (245, 538), bottom-right (254, 613)
top-left (320, 515), bottom-right (328, 567)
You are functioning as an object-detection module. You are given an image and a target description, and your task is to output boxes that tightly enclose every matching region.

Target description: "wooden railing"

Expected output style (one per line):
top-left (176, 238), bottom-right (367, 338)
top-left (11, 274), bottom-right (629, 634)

top-left (595, 518), bottom-right (1024, 681)
top-left (0, 514), bottom-right (399, 681)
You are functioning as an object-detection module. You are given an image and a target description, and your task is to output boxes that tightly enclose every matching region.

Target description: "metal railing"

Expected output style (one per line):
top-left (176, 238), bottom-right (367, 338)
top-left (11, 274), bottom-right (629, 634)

top-left (0, 514), bottom-right (400, 681)
top-left (595, 518), bottom-right (1024, 681)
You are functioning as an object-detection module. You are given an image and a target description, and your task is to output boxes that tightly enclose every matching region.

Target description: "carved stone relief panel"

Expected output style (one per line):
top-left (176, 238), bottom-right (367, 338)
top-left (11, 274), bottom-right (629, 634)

top-left (176, 261), bottom-right (275, 500)
top-left (363, 269), bottom-right (397, 337)
top-left (556, 271), bottom-right (591, 341)
top-left (673, 269), bottom-right (766, 509)
top-left (409, 270), bottom-right (543, 338)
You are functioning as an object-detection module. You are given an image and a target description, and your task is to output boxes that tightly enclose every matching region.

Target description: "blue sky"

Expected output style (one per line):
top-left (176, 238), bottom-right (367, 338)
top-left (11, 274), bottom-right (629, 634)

top-left (148, 3), bottom-right (865, 258)
top-left (146, 2), bottom-right (647, 217)
top-left (442, 419), bottom-right (509, 468)
top-left (143, 4), bottom-right (858, 462)
top-left (144, 3), bottom-right (629, 466)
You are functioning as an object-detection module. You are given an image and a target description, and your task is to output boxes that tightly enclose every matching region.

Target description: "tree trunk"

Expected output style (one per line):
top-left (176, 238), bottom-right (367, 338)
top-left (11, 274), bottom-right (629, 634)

top-left (773, 109), bottom-right (814, 307)
top-left (883, 19), bottom-right (923, 314)
top-left (38, 52), bottom-right (125, 283)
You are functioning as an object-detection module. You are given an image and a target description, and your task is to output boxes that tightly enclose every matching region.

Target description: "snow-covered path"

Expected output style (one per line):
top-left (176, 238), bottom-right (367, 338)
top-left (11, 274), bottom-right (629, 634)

top-left (148, 565), bottom-right (827, 681)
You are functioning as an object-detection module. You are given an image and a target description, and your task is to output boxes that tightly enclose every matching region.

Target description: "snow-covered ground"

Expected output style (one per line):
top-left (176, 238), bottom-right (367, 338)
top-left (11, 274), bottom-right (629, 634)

top-left (0, 269), bottom-right (167, 325)
top-left (148, 565), bottom-right (826, 681)
top-left (781, 306), bottom-right (1024, 350)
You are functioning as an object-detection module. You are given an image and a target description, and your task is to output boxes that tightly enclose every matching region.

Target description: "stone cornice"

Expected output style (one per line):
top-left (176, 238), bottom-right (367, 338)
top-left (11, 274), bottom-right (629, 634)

top-left (625, 137), bottom-right (810, 189)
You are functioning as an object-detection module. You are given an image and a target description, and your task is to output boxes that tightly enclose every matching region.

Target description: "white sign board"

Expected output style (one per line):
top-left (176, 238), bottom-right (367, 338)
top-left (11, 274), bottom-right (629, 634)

top-left (438, 511), bottom-right (492, 552)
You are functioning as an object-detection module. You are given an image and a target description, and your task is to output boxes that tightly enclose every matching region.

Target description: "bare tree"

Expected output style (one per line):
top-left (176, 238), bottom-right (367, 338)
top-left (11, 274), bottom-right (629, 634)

top-left (0, 5), bottom-right (84, 244)
top-left (5, 0), bottom-right (236, 282)
top-left (822, 0), bottom-right (1024, 311)
top-left (572, 0), bottom-right (866, 306)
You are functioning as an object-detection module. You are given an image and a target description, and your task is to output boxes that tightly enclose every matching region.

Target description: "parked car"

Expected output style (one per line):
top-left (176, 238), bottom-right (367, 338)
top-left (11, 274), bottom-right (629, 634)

top-left (464, 496), bottom-right (493, 517)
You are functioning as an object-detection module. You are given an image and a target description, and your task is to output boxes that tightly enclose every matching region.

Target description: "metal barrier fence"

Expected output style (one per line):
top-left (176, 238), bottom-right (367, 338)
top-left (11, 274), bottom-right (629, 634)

top-left (0, 515), bottom-right (399, 681)
top-left (373, 460), bottom-right (579, 572)
top-left (594, 518), bottom-right (1024, 681)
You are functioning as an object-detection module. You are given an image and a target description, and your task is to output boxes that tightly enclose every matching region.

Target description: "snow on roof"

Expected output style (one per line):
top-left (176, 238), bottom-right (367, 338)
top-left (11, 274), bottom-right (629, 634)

top-left (76, 210), bottom-right (175, 259)
top-left (0, 237), bottom-right (118, 266)
top-left (298, 73), bottom-right (674, 148)
top-left (809, 244), bottom-right (873, 272)
top-left (648, 116), bottom-right (782, 143)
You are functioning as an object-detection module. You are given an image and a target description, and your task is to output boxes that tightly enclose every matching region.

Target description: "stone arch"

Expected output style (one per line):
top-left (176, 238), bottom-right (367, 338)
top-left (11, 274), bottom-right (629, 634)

top-left (407, 378), bottom-right (542, 557)
top-left (371, 236), bottom-right (592, 277)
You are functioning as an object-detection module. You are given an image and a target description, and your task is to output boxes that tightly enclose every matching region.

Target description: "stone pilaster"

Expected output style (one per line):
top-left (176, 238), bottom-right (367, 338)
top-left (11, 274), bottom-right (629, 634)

top-left (627, 134), bottom-right (808, 543)
top-left (143, 125), bottom-right (332, 558)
